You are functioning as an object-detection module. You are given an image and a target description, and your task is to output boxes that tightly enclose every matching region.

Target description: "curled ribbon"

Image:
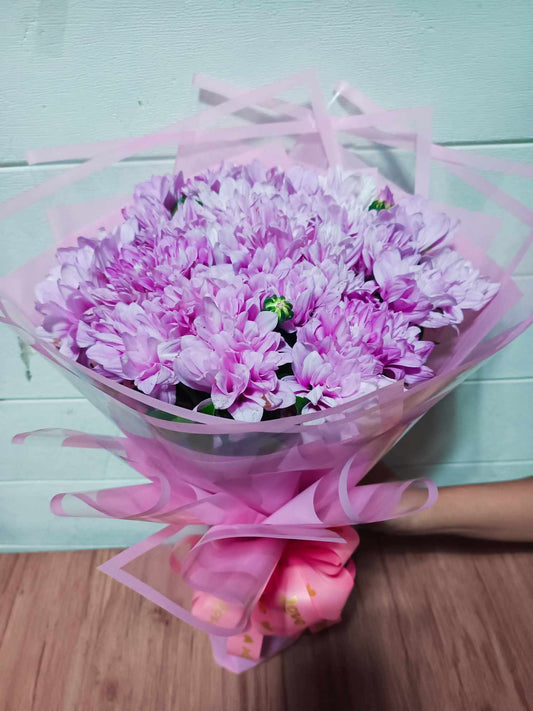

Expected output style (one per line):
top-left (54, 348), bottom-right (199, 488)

top-left (15, 429), bottom-right (438, 671)
top-left (193, 527), bottom-right (359, 662)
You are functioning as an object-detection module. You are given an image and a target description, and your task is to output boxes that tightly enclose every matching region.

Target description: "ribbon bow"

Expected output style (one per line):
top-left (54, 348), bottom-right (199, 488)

top-left (193, 527), bottom-right (359, 662)
top-left (15, 428), bottom-right (437, 671)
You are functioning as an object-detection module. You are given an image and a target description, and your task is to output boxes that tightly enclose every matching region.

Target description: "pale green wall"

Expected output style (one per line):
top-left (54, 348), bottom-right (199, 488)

top-left (0, 0), bottom-right (531, 550)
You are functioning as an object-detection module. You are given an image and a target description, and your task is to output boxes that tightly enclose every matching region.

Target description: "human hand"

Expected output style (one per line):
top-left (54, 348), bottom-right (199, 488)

top-left (364, 464), bottom-right (533, 542)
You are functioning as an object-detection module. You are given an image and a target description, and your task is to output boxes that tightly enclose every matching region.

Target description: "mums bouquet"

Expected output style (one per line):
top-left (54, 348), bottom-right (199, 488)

top-left (0, 72), bottom-right (531, 672)
top-left (34, 163), bottom-right (498, 422)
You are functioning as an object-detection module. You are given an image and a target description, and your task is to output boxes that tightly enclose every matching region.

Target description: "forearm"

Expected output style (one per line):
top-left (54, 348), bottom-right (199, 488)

top-left (397, 477), bottom-right (533, 542)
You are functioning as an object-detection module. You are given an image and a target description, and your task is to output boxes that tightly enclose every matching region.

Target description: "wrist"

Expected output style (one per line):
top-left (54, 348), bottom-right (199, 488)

top-left (387, 486), bottom-right (454, 536)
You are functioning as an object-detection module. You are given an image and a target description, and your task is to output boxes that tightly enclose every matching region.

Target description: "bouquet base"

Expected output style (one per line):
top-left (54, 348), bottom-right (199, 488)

top-left (209, 633), bottom-right (297, 673)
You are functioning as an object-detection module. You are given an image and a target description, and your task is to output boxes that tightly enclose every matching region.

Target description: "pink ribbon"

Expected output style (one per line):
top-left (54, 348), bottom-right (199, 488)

top-left (192, 526), bottom-right (359, 662)
top-left (12, 428), bottom-right (439, 670)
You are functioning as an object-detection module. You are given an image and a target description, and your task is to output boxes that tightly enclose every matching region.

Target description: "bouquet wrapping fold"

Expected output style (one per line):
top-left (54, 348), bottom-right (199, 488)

top-left (0, 71), bottom-right (531, 672)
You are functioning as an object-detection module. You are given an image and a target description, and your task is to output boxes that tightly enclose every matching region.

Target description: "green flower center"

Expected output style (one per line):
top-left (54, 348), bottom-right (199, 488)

top-left (368, 198), bottom-right (394, 212)
top-left (263, 295), bottom-right (294, 323)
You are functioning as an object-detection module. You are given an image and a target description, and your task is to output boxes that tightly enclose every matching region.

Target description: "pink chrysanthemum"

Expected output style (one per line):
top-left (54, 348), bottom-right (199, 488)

top-left (36, 161), bottom-right (498, 421)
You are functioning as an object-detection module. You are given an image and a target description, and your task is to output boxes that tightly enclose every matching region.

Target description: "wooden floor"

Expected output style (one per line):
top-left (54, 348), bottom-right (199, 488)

top-left (1, 534), bottom-right (532, 711)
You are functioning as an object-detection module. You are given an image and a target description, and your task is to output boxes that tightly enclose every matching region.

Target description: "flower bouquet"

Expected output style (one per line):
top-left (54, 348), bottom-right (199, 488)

top-left (0, 71), bottom-right (531, 672)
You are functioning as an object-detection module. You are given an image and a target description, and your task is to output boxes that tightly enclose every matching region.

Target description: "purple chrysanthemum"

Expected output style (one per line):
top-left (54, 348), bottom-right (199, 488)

top-left (286, 299), bottom-right (433, 412)
top-left (35, 161), bottom-right (499, 421)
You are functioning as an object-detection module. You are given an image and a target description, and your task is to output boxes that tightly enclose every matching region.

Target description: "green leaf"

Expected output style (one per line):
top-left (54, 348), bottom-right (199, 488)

top-left (146, 407), bottom-right (192, 424)
top-left (170, 194), bottom-right (187, 216)
top-left (295, 396), bottom-right (308, 415)
top-left (199, 401), bottom-right (216, 416)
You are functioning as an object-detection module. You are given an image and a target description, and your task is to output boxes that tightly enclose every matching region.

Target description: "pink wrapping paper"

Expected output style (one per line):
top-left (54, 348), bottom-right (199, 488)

top-left (0, 71), bottom-right (531, 671)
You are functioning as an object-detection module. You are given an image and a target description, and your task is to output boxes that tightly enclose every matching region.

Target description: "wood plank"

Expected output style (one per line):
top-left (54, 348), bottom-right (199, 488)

top-left (468, 324), bottom-right (533, 381)
top-left (0, 399), bottom-right (121, 482)
top-left (387, 460), bottom-right (532, 487)
top-left (2, 1), bottom-right (533, 164)
top-left (0, 534), bottom-right (531, 710)
top-left (0, 160), bottom-right (165, 277)
top-left (386, 379), bottom-right (533, 466)
top-left (0, 479), bottom-right (159, 552)
top-left (3, 460), bottom-right (532, 552)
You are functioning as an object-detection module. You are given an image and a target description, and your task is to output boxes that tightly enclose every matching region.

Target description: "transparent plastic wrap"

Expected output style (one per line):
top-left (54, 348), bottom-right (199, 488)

top-left (0, 71), bottom-right (531, 672)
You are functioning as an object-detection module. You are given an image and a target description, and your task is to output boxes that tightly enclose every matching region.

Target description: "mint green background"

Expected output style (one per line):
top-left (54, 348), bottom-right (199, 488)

top-left (0, 0), bottom-right (531, 550)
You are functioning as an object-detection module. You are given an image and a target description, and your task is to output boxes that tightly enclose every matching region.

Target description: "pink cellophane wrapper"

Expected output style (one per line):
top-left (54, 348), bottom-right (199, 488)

top-left (0, 71), bottom-right (531, 672)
